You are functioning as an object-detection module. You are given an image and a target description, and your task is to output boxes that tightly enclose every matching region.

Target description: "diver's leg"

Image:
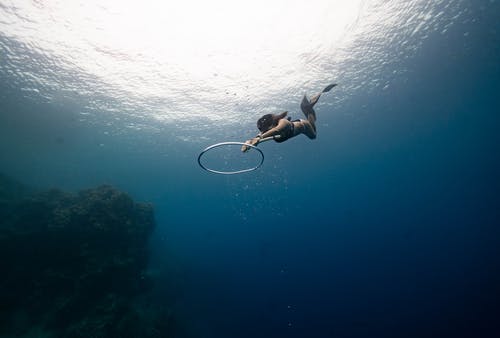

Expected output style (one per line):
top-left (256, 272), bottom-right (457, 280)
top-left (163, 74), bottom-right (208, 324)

top-left (301, 97), bottom-right (317, 136)
top-left (299, 84), bottom-right (336, 138)
top-left (300, 94), bottom-right (314, 118)
top-left (306, 115), bottom-right (316, 136)
top-left (296, 119), bottom-right (316, 139)
top-left (300, 95), bottom-right (317, 127)
top-left (301, 83), bottom-right (337, 117)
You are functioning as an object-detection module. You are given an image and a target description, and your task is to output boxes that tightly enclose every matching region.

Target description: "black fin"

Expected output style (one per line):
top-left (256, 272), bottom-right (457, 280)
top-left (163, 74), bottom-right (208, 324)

top-left (322, 83), bottom-right (337, 93)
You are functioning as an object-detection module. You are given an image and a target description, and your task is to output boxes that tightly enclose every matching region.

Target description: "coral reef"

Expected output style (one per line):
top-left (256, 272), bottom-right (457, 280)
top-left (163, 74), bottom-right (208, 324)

top-left (0, 175), bottom-right (172, 337)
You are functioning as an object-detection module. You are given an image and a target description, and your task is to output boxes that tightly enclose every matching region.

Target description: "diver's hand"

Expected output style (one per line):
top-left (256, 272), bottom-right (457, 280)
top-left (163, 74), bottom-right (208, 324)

top-left (241, 137), bottom-right (259, 152)
top-left (241, 142), bottom-right (251, 152)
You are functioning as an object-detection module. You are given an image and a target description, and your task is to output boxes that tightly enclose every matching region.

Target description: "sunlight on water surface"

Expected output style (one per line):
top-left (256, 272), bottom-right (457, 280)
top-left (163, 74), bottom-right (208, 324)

top-left (0, 0), bottom-right (467, 138)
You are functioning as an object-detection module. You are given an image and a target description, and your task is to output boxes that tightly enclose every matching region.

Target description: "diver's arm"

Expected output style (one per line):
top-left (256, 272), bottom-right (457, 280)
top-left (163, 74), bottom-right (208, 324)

top-left (241, 127), bottom-right (281, 151)
top-left (241, 135), bottom-right (262, 152)
top-left (241, 120), bottom-right (287, 152)
top-left (259, 127), bottom-right (280, 139)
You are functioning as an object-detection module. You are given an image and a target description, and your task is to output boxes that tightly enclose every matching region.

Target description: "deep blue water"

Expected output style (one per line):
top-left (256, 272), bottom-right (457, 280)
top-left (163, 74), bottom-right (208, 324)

top-left (1, 1), bottom-right (500, 337)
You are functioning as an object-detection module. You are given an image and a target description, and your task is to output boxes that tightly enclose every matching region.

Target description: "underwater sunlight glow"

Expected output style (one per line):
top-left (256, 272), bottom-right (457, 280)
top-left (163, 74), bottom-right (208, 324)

top-left (3, 0), bottom-right (363, 86)
top-left (1, 0), bottom-right (363, 124)
top-left (0, 0), bottom-right (465, 133)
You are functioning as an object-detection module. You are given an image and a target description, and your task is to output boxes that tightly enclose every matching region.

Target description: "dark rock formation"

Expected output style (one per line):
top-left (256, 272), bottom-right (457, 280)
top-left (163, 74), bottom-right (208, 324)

top-left (0, 175), bottom-right (173, 337)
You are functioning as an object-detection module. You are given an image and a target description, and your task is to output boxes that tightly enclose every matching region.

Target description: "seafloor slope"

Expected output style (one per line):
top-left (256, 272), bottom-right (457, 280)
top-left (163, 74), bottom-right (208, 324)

top-left (0, 174), bottom-right (173, 337)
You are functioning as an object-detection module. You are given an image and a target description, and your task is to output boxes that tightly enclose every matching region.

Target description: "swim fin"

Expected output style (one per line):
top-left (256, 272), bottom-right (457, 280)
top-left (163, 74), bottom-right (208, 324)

top-left (309, 83), bottom-right (337, 106)
top-left (301, 83), bottom-right (337, 117)
top-left (322, 83), bottom-right (337, 93)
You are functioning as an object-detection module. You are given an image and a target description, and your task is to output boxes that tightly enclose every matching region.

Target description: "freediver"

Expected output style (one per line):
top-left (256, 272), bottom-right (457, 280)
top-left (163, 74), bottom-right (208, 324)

top-left (241, 83), bottom-right (337, 152)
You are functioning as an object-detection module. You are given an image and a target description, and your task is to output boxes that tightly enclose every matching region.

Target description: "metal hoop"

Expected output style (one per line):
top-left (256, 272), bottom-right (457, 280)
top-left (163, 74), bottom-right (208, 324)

top-left (197, 142), bottom-right (264, 175)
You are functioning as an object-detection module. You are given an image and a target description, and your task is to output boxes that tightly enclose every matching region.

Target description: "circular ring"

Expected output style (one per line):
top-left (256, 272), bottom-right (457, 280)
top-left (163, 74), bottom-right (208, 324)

top-left (198, 142), bottom-right (264, 175)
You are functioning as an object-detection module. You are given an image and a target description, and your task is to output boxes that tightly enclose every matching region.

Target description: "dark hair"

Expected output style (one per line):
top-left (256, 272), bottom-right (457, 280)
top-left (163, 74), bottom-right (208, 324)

top-left (257, 111), bottom-right (288, 132)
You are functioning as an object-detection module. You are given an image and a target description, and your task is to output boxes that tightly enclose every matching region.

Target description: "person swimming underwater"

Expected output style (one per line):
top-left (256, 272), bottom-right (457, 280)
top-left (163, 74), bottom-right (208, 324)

top-left (241, 83), bottom-right (337, 152)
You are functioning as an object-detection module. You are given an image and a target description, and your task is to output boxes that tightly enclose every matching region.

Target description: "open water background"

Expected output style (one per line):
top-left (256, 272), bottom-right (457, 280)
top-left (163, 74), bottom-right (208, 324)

top-left (1, 0), bottom-right (499, 337)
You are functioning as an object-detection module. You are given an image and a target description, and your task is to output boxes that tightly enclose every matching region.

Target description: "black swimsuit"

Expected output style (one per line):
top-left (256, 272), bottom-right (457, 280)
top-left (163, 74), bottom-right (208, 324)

top-left (274, 120), bottom-right (300, 143)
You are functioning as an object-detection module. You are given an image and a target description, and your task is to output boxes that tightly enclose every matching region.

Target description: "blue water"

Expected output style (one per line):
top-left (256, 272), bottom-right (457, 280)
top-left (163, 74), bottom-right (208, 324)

top-left (1, 0), bottom-right (499, 337)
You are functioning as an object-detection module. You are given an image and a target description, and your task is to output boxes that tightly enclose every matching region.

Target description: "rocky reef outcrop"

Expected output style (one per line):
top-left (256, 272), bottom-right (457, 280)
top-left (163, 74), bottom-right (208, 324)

top-left (0, 174), bottom-right (173, 337)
